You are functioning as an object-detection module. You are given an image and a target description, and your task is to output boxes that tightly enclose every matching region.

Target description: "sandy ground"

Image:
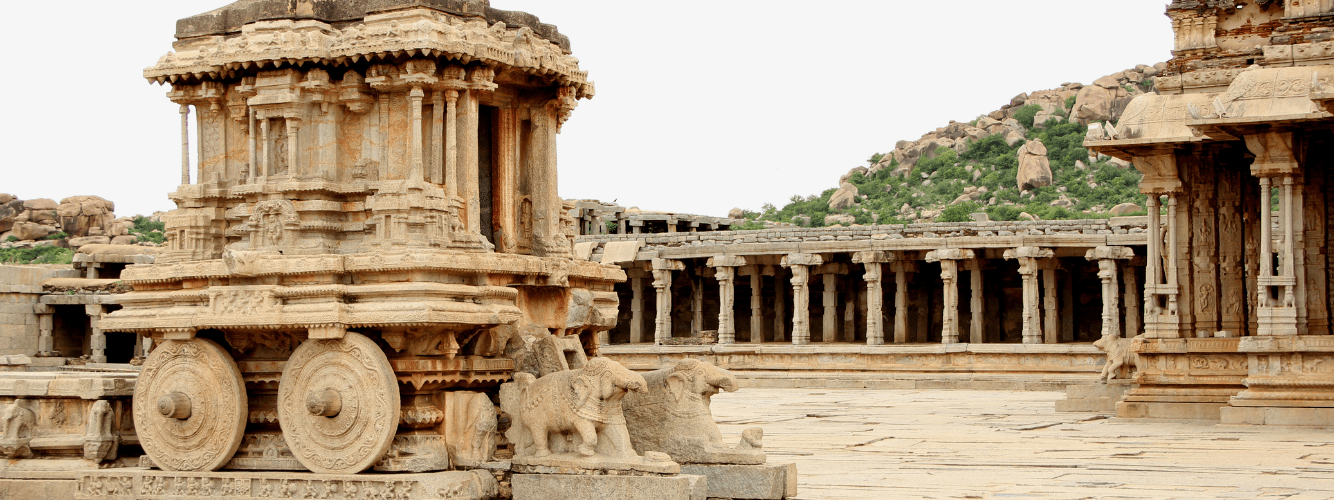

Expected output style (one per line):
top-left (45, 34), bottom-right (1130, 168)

top-left (710, 388), bottom-right (1334, 500)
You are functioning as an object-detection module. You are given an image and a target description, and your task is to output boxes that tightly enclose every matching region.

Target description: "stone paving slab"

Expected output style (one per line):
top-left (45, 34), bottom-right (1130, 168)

top-left (711, 388), bottom-right (1334, 499)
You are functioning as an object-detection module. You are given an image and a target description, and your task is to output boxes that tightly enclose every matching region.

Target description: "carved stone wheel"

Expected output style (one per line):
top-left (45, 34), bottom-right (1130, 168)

top-left (278, 331), bottom-right (401, 474)
top-left (133, 337), bottom-right (247, 471)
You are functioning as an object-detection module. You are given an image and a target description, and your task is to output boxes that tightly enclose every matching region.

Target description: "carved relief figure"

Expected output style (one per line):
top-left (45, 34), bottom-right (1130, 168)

top-left (511, 357), bottom-right (646, 458)
top-left (0, 399), bottom-right (36, 458)
top-left (621, 359), bottom-right (765, 465)
top-left (1094, 334), bottom-right (1143, 383)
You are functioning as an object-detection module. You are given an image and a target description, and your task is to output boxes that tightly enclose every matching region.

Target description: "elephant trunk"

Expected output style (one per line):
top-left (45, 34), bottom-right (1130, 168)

top-left (708, 372), bottom-right (739, 393)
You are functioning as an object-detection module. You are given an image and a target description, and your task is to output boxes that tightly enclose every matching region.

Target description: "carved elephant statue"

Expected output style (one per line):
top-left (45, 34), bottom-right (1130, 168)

top-left (622, 359), bottom-right (766, 465)
top-left (513, 357), bottom-right (647, 458)
top-left (1094, 333), bottom-right (1142, 383)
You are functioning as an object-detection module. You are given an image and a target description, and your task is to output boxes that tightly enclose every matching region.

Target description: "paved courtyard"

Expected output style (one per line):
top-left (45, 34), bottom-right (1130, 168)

top-left (711, 389), bottom-right (1334, 499)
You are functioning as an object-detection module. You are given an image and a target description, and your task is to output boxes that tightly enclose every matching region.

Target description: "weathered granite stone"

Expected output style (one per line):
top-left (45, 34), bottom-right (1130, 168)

top-left (680, 463), bottom-right (796, 500)
top-left (511, 473), bottom-right (706, 500)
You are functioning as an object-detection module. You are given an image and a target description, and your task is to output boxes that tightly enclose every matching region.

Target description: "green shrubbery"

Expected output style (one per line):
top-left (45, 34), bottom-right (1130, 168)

top-left (1012, 104), bottom-right (1043, 129)
top-left (755, 113), bottom-right (1146, 228)
top-left (0, 245), bottom-right (73, 265)
top-left (131, 216), bottom-right (166, 245)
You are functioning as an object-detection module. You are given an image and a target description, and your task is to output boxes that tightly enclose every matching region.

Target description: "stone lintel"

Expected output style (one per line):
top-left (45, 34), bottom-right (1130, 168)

top-left (651, 258), bottom-right (685, 272)
top-left (851, 250), bottom-right (895, 264)
top-left (925, 249), bottom-right (976, 262)
top-left (706, 255), bottom-right (747, 268)
top-left (813, 263), bottom-right (849, 275)
top-left (1003, 247), bottom-right (1055, 260)
top-left (780, 253), bottom-right (822, 268)
top-left (1085, 245), bottom-right (1135, 261)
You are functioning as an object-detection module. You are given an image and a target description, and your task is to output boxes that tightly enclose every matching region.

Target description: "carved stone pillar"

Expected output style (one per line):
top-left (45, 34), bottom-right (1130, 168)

top-left (815, 263), bottom-right (849, 343)
top-left (179, 104), bottom-right (191, 185)
top-left (628, 267), bottom-right (646, 343)
top-left (782, 254), bottom-right (823, 345)
top-left (926, 249), bottom-right (975, 344)
top-left (1041, 261), bottom-right (1059, 344)
top-left (690, 273), bottom-right (704, 337)
top-left (708, 256), bottom-right (746, 345)
top-left (738, 265), bottom-right (769, 343)
top-left (1246, 132), bottom-right (1300, 337)
top-left (87, 305), bottom-right (106, 364)
top-left (1133, 153), bottom-right (1184, 339)
top-left (963, 259), bottom-right (985, 344)
top-left (431, 91), bottom-right (444, 184)
top-left (853, 251), bottom-right (895, 345)
top-left (35, 305), bottom-right (54, 357)
top-left (1123, 260), bottom-right (1142, 336)
top-left (772, 266), bottom-right (786, 343)
top-left (652, 259), bottom-right (685, 345)
top-left (890, 261), bottom-right (917, 344)
top-left (1087, 246), bottom-right (1136, 340)
top-left (1005, 247), bottom-right (1054, 344)
top-left (444, 90), bottom-right (459, 199)
top-left (247, 108), bottom-right (257, 180)
top-left (460, 89), bottom-right (480, 232)
top-left (285, 117), bottom-right (300, 177)
top-left (409, 87), bottom-right (425, 181)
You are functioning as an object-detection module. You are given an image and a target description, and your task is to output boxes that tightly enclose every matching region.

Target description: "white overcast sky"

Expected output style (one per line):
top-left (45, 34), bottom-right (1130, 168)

top-left (0, 1), bottom-right (1174, 218)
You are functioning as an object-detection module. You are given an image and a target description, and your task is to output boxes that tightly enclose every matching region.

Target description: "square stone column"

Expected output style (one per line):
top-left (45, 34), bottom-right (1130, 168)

top-left (781, 254), bottom-right (823, 345)
top-left (926, 249), bottom-right (975, 344)
top-left (854, 251), bottom-right (895, 345)
top-left (815, 263), bottom-right (848, 343)
top-left (963, 259), bottom-right (986, 344)
top-left (890, 261), bottom-right (918, 344)
top-left (739, 265), bottom-right (771, 343)
top-left (1133, 153), bottom-right (1185, 338)
top-left (1123, 258), bottom-right (1142, 336)
top-left (771, 266), bottom-right (786, 343)
top-left (652, 259), bottom-right (685, 345)
top-left (34, 304), bottom-right (54, 357)
top-left (1041, 261), bottom-right (1059, 344)
top-left (1087, 246), bottom-right (1136, 341)
top-left (707, 256), bottom-right (747, 345)
top-left (627, 267), bottom-right (647, 343)
top-left (86, 304), bottom-right (107, 363)
top-left (690, 273), bottom-right (704, 337)
top-left (1247, 132), bottom-right (1302, 337)
top-left (1005, 247), bottom-right (1054, 344)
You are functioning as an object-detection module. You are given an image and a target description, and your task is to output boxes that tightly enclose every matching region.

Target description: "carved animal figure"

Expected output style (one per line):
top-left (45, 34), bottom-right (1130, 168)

top-left (621, 359), bottom-right (766, 465)
top-left (1094, 334), bottom-right (1143, 383)
top-left (513, 357), bottom-right (647, 458)
top-left (0, 399), bottom-right (35, 458)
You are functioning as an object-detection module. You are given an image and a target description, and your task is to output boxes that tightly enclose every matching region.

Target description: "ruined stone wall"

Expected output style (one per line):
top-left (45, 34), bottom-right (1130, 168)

top-left (0, 266), bottom-right (79, 356)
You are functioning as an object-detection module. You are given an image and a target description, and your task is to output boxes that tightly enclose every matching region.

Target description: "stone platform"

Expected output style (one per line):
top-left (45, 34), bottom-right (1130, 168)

top-left (714, 388), bottom-right (1334, 499)
top-left (1054, 380), bottom-right (1133, 412)
top-left (511, 473), bottom-right (706, 500)
top-left (601, 343), bottom-right (1103, 391)
top-left (68, 468), bottom-right (498, 500)
top-left (680, 463), bottom-right (795, 500)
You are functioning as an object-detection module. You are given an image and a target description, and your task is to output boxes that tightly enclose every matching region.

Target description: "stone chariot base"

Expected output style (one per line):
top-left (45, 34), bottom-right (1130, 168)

top-left (70, 468), bottom-right (499, 500)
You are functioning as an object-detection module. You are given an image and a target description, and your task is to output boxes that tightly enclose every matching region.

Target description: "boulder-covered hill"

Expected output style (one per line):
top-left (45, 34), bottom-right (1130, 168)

top-left (735, 64), bottom-right (1163, 228)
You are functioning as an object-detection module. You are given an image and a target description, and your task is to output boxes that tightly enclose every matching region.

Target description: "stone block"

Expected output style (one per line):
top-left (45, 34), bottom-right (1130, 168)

top-left (511, 473), bottom-right (707, 500)
top-left (1055, 398), bottom-right (1115, 413)
top-left (0, 478), bottom-right (77, 499)
top-left (1218, 406), bottom-right (1265, 425)
top-left (680, 463), bottom-right (796, 500)
top-left (1116, 401), bottom-right (1222, 420)
top-left (74, 469), bottom-right (498, 500)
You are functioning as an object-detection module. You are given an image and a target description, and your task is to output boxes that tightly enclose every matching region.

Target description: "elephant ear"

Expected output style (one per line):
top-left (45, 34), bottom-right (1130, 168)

top-left (600, 373), bottom-right (616, 400)
top-left (666, 372), bottom-right (689, 403)
top-left (572, 375), bottom-right (591, 410)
